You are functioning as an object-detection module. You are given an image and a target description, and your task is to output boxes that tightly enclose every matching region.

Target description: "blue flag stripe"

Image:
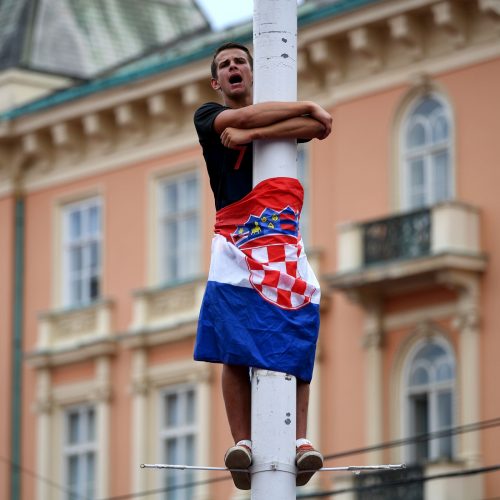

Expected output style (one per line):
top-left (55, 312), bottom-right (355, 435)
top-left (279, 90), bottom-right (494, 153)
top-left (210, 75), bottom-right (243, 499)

top-left (195, 281), bottom-right (319, 382)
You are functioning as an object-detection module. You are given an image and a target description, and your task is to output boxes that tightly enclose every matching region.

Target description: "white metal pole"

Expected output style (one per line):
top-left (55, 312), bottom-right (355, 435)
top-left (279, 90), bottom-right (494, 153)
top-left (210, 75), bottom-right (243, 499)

top-left (252, 1), bottom-right (298, 498)
top-left (253, 0), bottom-right (298, 185)
top-left (251, 370), bottom-right (296, 497)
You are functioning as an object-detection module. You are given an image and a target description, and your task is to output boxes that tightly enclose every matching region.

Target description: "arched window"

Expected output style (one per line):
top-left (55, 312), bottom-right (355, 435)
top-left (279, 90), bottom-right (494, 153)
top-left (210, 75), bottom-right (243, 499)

top-left (404, 338), bottom-right (456, 463)
top-left (401, 95), bottom-right (453, 209)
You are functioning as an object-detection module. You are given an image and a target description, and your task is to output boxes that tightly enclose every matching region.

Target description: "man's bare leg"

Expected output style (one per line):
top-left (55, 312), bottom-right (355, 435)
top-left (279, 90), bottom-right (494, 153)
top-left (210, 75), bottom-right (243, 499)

top-left (296, 381), bottom-right (309, 439)
top-left (222, 364), bottom-right (252, 490)
top-left (223, 368), bottom-right (309, 441)
top-left (222, 364), bottom-right (251, 443)
top-left (296, 380), bottom-right (322, 486)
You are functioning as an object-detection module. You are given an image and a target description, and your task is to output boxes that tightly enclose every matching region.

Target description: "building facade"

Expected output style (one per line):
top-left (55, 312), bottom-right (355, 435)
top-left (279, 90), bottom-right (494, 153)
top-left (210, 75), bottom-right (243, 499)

top-left (1, 0), bottom-right (500, 499)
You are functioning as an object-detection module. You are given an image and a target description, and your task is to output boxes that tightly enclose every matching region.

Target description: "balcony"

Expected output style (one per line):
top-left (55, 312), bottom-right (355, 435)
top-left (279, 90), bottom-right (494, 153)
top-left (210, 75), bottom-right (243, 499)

top-left (126, 277), bottom-right (206, 346)
top-left (330, 202), bottom-right (486, 295)
top-left (29, 299), bottom-right (116, 367)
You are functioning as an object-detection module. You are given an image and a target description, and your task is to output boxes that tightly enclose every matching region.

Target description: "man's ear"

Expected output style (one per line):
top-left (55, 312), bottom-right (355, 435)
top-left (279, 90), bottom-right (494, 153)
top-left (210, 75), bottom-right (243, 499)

top-left (211, 78), bottom-right (221, 91)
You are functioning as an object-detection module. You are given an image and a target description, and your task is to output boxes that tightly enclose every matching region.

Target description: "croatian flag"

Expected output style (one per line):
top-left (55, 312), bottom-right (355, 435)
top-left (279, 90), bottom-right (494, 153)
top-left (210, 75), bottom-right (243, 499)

top-left (194, 177), bottom-right (320, 382)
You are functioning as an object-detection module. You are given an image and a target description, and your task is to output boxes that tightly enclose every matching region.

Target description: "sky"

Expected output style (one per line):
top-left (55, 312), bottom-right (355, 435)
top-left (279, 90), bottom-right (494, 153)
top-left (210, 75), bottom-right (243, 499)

top-left (196, 0), bottom-right (303, 31)
top-left (196, 0), bottom-right (254, 30)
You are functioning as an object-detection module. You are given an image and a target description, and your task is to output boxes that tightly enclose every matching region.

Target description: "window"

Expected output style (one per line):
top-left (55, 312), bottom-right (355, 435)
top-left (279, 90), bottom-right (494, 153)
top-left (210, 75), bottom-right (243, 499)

top-left (401, 95), bottom-right (453, 210)
top-left (160, 385), bottom-right (197, 500)
top-left (62, 198), bottom-right (102, 307)
top-left (404, 339), bottom-right (455, 463)
top-left (63, 406), bottom-right (97, 500)
top-left (158, 173), bottom-right (200, 284)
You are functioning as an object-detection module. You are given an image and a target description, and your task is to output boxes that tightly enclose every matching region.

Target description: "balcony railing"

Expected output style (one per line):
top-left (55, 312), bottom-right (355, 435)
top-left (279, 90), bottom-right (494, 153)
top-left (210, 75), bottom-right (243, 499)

top-left (337, 202), bottom-right (481, 274)
top-left (354, 464), bottom-right (424, 500)
top-left (363, 209), bottom-right (431, 265)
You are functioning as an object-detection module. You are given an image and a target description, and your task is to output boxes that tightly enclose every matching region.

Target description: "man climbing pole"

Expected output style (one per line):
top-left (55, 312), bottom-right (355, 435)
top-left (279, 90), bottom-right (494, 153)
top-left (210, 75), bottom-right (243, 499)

top-left (193, 41), bottom-right (332, 490)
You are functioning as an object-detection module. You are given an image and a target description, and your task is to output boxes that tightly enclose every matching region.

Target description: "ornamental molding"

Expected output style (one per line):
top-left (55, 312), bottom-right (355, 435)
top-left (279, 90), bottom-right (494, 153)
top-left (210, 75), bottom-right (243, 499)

top-left (362, 300), bottom-right (384, 349)
top-left (147, 358), bottom-right (212, 388)
top-left (452, 306), bottom-right (481, 333)
top-left (437, 269), bottom-right (482, 333)
top-left (0, 0), bottom-right (497, 195)
top-left (129, 279), bottom-right (206, 340)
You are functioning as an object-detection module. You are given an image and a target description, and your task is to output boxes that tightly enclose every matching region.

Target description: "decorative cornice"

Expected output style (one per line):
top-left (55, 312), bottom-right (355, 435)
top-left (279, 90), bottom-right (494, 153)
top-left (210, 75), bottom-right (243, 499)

top-left (26, 338), bottom-right (117, 368)
top-left (432, 1), bottom-right (466, 47)
top-left (123, 320), bottom-right (197, 349)
top-left (479, 0), bottom-right (500, 17)
top-left (452, 306), bottom-right (481, 333)
top-left (388, 14), bottom-right (422, 60)
top-left (348, 26), bottom-right (382, 71)
top-left (0, 0), bottom-right (498, 194)
top-left (438, 269), bottom-right (482, 333)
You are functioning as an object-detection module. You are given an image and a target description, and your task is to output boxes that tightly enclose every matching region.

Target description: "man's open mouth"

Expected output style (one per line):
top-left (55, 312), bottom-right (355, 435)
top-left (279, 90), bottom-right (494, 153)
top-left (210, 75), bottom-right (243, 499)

top-left (229, 74), bottom-right (243, 84)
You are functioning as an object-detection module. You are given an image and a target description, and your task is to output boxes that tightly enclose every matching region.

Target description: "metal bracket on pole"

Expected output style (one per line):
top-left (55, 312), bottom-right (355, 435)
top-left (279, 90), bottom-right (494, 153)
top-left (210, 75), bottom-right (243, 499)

top-left (250, 461), bottom-right (297, 475)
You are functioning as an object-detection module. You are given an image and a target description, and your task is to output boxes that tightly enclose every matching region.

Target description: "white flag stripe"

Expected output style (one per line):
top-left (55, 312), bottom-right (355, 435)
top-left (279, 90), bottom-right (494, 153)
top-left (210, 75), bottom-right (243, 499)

top-left (207, 234), bottom-right (253, 288)
top-left (207, 235), bottom-right (321, 306)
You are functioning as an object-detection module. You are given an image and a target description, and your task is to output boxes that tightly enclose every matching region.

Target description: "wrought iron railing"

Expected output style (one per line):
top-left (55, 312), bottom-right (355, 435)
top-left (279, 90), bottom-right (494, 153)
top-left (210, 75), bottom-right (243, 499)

top-left (363, 209), bottom-right (431, 266)
top-left (355, 464), bottom-right (424, 500)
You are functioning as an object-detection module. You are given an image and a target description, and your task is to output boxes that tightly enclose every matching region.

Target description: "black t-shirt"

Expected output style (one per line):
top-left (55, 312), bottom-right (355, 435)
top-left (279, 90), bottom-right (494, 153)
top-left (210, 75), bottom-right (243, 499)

top-left (194, 102), bottom-right (253, 210)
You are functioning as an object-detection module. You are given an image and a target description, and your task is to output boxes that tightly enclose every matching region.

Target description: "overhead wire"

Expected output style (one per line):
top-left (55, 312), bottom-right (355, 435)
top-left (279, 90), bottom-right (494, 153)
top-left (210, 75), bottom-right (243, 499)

top-left (323, 416), bottom-right (500, 461)
top-left (3, 416), bottom-right (499, 499)
top-left (296, 464), bottom-right (500, 498)
top-left (0, 454), bottom-right (90, 500)
top-left (99, 416), bottom-right (500, 499)
top-left (96, 476), bottom-right (228, 500)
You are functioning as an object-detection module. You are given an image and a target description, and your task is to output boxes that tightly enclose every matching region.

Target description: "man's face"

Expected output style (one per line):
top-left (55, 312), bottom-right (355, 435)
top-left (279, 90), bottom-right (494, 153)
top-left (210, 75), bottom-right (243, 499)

top-left (211, 48), bottom-right (253, 100)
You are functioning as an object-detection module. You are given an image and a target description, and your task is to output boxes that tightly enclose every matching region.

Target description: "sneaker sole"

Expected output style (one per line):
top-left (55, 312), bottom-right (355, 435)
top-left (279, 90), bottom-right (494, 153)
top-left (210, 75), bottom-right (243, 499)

top-left (296, 452), bottom-right (323, 487)
top-left (225, 449), bottom-right (251, 490)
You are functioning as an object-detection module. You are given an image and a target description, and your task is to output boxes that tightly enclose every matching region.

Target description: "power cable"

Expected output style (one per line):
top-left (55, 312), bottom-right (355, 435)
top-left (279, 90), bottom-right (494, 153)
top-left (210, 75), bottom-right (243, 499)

top-left (296, 464), bottom-right (500, 498)
top-left (97, 476), bottom-right (228, 500)
top-left (101, 417), bottom-right (500, 499)
top-left (0, 454), bottom-right (90, 500)
top-left (4, 416), bottom-right (500, 499)
top-left (324, 417), bottom-right (500, 461)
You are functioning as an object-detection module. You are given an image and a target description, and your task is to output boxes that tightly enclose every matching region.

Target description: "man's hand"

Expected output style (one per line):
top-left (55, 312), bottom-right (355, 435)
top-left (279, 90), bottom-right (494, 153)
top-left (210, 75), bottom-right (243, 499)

top-left (221, 127), bottom-right (252, 149)
top-left (309, 103), bottom-right (332, 140)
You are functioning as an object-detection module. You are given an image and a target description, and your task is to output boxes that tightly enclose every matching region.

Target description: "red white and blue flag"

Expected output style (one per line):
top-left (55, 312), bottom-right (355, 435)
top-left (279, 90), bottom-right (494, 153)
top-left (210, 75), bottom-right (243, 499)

top-left (194, 177), bottom-right (320, 382)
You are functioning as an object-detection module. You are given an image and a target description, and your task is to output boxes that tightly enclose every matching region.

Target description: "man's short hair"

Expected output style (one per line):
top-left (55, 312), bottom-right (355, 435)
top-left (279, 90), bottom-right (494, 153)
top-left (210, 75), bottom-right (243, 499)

top-left (211, 42), bottom-right (253, 79)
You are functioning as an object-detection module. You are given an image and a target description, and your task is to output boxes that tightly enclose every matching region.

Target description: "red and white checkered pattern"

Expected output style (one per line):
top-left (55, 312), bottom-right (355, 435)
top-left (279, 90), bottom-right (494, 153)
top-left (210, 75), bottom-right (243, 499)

top-left (243, 243), bottom-right (316, 309)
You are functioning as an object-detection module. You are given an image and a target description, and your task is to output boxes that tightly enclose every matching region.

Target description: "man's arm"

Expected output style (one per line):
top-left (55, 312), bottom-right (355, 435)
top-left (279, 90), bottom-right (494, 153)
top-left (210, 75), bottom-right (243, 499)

top-left (220, 116), bottom-right (330, 149)
top-left (213, 101), bottom-right (332, 136)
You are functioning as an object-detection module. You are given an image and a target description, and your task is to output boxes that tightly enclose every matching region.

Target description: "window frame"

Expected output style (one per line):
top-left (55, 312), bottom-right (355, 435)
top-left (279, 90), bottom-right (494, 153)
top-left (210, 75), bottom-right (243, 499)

top-left (158, 383), bottom-right (198, 500)
top-left (61, 196), bottom-right (102, 308)
top-left (157, 170), bottom-right (200, 286)
top-left (62, 404), bottom-right (98, 500)
top-left (402, 337), bottom-right (456, 464)
top-left (399, 92), bottom-right (455, 211)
